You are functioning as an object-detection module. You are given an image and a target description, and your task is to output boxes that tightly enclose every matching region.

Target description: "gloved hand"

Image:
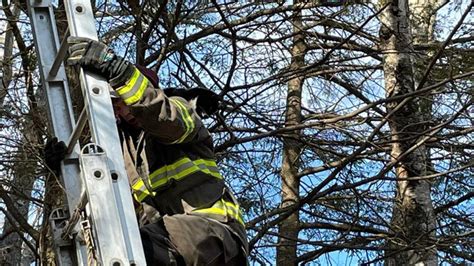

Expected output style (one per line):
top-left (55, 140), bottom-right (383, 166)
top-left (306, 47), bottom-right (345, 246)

top-left (44, 137), bottom-right (67, 174)
top-left (67, 36), bottom-right (134, 87)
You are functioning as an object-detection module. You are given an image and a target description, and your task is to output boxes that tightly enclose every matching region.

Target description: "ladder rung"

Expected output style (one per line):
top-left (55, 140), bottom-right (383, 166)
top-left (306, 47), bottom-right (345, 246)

top-left (67, 107), bottom-right (87, 154)
top-left (48, 28), bottom-right (70, 80)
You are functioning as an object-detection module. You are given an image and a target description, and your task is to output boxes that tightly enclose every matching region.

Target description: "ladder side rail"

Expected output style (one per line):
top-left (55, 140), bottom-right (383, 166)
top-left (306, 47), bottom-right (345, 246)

top-left (26, 1), bottom-right (86, 265)
top-left (64, 0), bottom-right (146, 264)
top-left (80, 144), bottom-right (130, 263)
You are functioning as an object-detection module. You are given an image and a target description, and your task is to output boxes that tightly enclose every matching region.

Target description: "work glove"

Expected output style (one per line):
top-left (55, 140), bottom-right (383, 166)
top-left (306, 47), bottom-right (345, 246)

top-left (44, 137), bottom-right (67, 174)
top-left (67, 36), bottom-right (134, 88)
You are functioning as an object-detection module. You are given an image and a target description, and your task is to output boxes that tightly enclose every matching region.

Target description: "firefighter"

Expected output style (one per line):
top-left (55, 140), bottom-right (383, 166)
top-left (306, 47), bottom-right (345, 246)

top-left (45, 37), bottom-right (248, 265)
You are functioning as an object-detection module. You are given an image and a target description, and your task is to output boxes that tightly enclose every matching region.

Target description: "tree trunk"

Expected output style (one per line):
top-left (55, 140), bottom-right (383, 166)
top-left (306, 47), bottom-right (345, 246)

top-left (379, 0), bottom-right (437, 265)
top-left (0, 2), bottom-right (34, 265)
top-left (277, 1), bottom-right (306, 265)
top-left (0, 1), bottom-right (16, 107)
top-left (409, 0), bottom-right (446, 115)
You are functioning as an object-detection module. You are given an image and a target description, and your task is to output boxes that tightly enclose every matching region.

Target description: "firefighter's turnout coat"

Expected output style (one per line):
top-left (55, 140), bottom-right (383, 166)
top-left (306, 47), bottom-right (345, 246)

top-left (114, 67), bottom-right (248, 264)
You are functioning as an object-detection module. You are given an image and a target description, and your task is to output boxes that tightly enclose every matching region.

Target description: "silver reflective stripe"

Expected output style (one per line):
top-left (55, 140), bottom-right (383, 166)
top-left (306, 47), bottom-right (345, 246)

top-left (169, 98), bottom-right (195, 144)
top-left (119, 73), bottom-right (146, 101)
top-left (149, 158), bottom-right (222, 189)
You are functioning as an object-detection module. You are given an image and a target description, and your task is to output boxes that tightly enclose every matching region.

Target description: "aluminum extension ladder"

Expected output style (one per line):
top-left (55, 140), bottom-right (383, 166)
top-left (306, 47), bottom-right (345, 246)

top-left (27, 0), bottom-right (146, 265)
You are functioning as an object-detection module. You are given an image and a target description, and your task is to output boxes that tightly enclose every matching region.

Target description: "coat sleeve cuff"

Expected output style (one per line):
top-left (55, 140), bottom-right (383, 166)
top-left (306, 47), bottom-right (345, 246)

top-left (114, 66), bottom-right (151, 105)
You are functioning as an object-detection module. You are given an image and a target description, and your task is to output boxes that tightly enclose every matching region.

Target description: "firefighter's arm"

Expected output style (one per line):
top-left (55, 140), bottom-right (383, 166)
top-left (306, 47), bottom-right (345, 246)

top-left (113, 67), bottom-right (203, 144)
top-left (65, 37), bottom-right (204, 144)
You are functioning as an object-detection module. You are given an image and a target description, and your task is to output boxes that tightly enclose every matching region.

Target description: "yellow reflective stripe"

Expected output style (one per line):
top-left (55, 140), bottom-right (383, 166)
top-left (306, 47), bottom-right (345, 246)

top-left (149, 157), bottom-right (190, 179)
top-left (193, 207), bottom-right (226, 215)
top-left (133, 193), bottom-right (145, 202)
top-left (131, 179), bottom-right (144, 191)
top-left (124, 78), bottom-right (148, 105)
top-left (169, 99), bottom-right (190, 143)
top-left (134, 191), bottom-right (148, 202)
top-left (202, 160), bottom-right (220, 179)
top-left (187, 158), bottom-right (220, 179)
top-left (169, 99), bottom-right (194, 144)
top-left (116, 68), bottom-right (140, 95)
top-left (149, 157), bottom-right (222, 189)
top-left (225, 201), bottom-right (239, 211)
top-left (150, 160), bottom-right (222, 188)
top-left (193, 199), bottom-right (245, 226)
top-left (131, 179), bottom-right (154, 202)
top-left (224, 201), bottom-right (244, 225)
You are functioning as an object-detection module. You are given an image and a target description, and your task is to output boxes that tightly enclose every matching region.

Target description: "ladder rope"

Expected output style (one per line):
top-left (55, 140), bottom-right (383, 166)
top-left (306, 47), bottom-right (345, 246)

top-left (81, 220), bottom-right (98, 265)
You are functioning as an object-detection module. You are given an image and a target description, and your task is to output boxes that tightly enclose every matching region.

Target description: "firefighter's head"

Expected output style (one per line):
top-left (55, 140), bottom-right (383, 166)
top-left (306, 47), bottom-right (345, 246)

top-left (112, 97), bottom-right (140, 127)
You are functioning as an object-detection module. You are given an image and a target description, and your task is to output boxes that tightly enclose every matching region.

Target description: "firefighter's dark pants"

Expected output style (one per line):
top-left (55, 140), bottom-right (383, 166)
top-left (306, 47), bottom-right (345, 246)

top-left (140, 214), bottom-right (246, 265)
